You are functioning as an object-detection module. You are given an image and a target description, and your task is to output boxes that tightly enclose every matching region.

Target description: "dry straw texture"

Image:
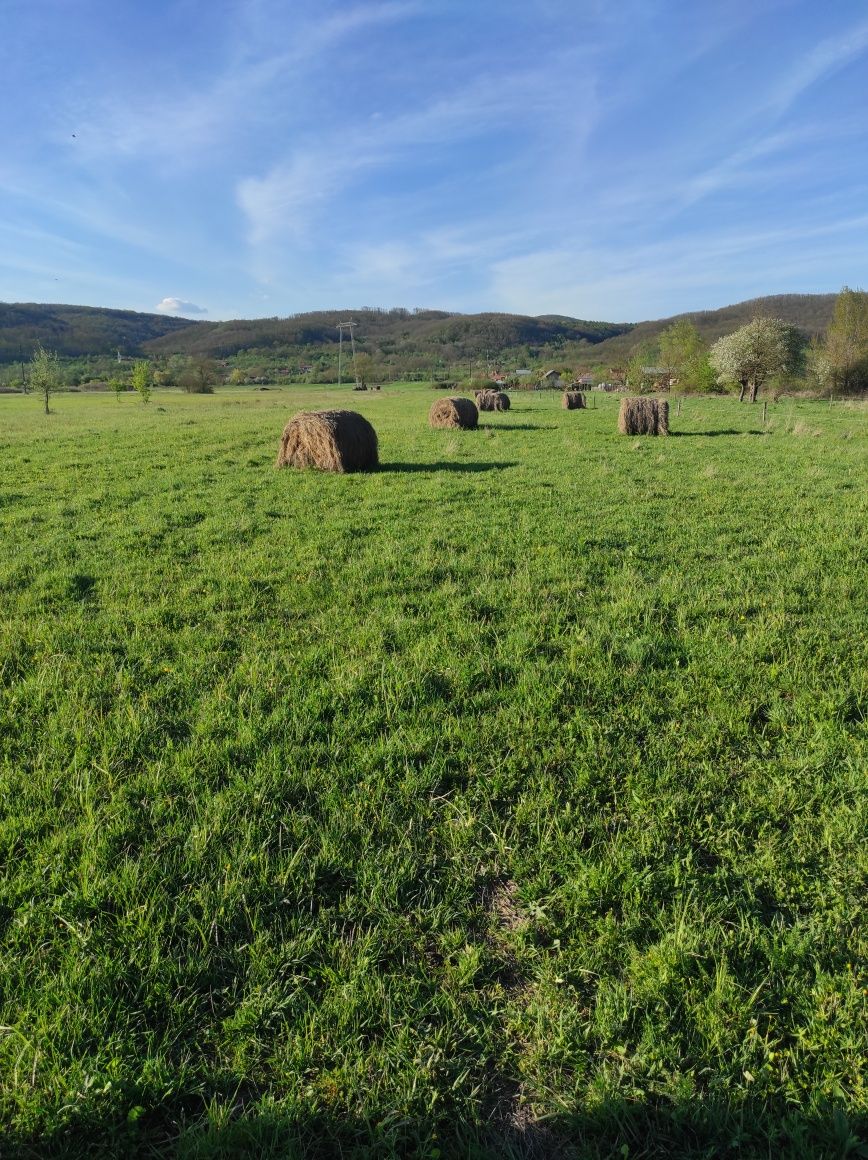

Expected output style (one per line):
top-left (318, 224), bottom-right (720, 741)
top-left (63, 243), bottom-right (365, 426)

top-left (618, 397), bottom-right (669, 435)
top-left (562, 391), bottom-right (586, 410)
top-left (476, 389), bottom-right (511, 412)
top-left (430, 396), bottom-right (479, 429)
top-left (276, 409), bottom-right (379, 472)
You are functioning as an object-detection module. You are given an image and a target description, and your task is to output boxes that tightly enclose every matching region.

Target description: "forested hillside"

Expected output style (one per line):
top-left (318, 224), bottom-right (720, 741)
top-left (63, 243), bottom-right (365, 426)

top-left (0, 294), bottom-right (839, 373)
top-left (588, 294), bottom-right (837, 365)
top-left (0, 303), bottom-right (200, 362)
top-left (140, 308), bottom-right (631, 361)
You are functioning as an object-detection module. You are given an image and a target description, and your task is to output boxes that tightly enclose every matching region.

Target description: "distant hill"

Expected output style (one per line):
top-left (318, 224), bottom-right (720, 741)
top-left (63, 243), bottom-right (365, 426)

top-left (586, 294), bottom-right (837, 366)
top-left (0, 303), bottom-right (201, 363)
top-left (141, 308), bottom-right (631, 361)
top-left (0, 294), bottom-right (838, 369)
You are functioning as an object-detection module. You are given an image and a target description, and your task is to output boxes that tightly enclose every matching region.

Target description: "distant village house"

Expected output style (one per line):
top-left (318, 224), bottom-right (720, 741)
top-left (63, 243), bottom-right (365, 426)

top-left (641, 366), bottom-right (676, 390)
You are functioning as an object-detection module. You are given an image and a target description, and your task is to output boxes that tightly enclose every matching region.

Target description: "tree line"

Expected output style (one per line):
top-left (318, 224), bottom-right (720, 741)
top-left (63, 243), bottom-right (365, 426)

top-left (18, 288), bottom-right (868, 408)
top-left (624, 286), bottom-right (868, 400)
top-left (23, 351), bottom-right (220, 413)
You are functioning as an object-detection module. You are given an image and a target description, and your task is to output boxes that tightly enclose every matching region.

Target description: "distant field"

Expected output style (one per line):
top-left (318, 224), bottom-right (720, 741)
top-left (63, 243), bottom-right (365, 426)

top-left (1, 387), bottom-right (866, 1158)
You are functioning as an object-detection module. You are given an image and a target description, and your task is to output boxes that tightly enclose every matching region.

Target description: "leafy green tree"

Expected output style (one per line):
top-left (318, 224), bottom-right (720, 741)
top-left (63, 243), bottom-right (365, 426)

top-left (353, 352), bottom-right (375, 385)
top-left (625, 343), bottom-right (658, 393)
top-left (180, 357), bottom-right (219, 393)
top-left (131, 359), bottom-right (152, 404)
top-left (695, 353), bottom-right (719, 393)
top-left (165, 354), bottom-right (192, 385)
top-left (109, 377), bottom-right (125, 403)
top-left (804, 338), bottom-right (833, 394)
top-left (824, 286), bottom-right (868, 393)
top-left (30, 344), bottom-right (61, 415)
top-left (658, 319), bottom-right (715, 392)
top-left (709, 318), bottom-right (801, 402)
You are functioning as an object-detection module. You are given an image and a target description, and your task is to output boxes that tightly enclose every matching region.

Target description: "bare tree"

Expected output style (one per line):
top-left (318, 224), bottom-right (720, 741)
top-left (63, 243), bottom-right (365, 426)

top-left (180, 357), bottom-right (218, 393)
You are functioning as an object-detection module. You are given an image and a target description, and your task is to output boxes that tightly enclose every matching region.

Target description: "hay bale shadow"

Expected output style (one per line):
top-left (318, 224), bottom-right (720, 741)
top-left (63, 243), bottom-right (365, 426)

top-left (671, 429), bottom-right (762, 437)
top-left (380, 461), bottom-right (519, 473)
top-left (67, 573), bottom-right (97, 603)
top-left (484, 422), bottom-right (556, 431)
top-left (5, 1082), bottom-right (864, 1159)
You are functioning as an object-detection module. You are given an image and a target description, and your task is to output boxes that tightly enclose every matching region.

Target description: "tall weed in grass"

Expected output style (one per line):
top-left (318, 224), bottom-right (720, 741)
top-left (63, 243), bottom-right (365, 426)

top-left (0, 389), bottom-right (866, 1158)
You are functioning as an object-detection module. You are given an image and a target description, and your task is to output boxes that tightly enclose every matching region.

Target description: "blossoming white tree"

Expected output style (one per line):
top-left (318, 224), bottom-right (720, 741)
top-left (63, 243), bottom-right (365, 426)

top-left (709, 317), bottom-right (801, 403)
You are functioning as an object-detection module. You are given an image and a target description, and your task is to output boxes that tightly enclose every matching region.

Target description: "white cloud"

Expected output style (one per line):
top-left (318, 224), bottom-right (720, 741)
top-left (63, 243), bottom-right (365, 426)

top-left (154, 297), bottom-right (207, 315)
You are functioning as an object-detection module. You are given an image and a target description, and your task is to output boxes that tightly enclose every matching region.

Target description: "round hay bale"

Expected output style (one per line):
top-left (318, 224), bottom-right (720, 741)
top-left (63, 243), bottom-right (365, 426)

top-left (618, 397), bottom-right (649, 434)
top-left (654, 399), bottom-right (669, 435)
top-left (475, 389), bottom-right (496, 411)
top-left (618, 397), bottom-right (668, 435)
top-left (492, 391), bottom-right (510, 411)
top-left (562, 390), bottom-right (586, 410)
top-left (429, 396), bottom-right (478, 430)
top-left (276, 409), bottom-right (379, 472)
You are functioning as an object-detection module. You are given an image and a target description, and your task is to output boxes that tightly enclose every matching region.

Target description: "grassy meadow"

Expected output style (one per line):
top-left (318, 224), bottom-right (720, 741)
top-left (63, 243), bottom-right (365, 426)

top-left (0, 385), bottom-right (866, 1158)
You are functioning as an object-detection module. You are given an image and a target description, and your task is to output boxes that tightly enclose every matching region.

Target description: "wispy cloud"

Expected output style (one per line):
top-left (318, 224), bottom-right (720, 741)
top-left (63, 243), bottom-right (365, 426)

top-left (63, 1), bottom-right (424, 169)
top-left (237, 149), bottom-right (378, 249)
top-left (4, 0), bottom-right (868, 319)
top-left (585, 110), bottom-right (868, 239)
top-left (679, 130), bottom-right (807, 205)
top-left (237, 63), bottom-right (596, 261)
top-left (488, 212), bottom-right (868, 321)
top-left (769, 16), bottom-right (868, 114)
top-left (337, 224), bottom-right (530, 303)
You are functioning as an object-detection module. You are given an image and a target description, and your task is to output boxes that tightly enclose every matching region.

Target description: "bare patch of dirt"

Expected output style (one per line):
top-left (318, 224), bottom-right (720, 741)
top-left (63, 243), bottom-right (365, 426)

top-left (476, 876), bottom-right (530, 995)
top-left (490, 878), bottom-right (527, 934)
top-left (485, 1079), bottom-right (574, 1159)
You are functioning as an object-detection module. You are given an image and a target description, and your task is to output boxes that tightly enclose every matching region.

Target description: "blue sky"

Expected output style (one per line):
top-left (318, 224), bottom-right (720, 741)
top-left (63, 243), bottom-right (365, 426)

top-left (2, 0), bottom-right (867, 322)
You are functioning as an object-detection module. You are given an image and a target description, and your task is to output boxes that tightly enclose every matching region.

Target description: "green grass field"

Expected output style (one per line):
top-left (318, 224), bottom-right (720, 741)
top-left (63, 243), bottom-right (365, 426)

top-left (1, 386), bottom-right (866, 1158)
